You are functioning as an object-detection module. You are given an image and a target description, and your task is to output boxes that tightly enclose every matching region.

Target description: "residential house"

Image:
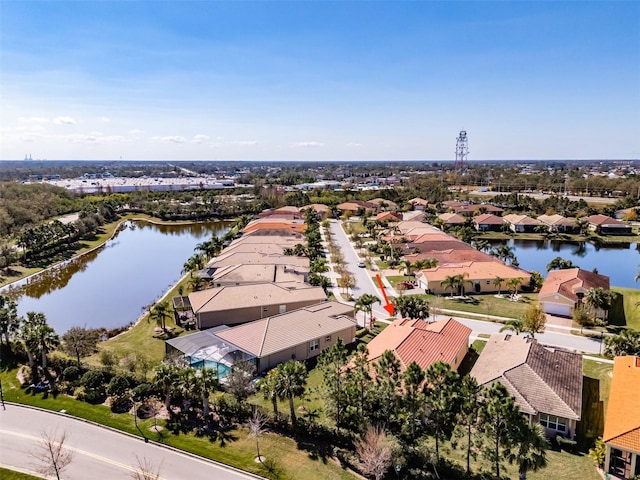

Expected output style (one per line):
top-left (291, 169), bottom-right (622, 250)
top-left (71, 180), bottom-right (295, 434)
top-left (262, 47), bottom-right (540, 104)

top-left (366, 317), bottom-right (471, 372)
top-left (214, 301), bottom-right (357, 372)
top-left (257, 206), bottom-right (304, 220)
top-left (473, 213), bottom-right (506, 232)
top-left (301, 203), bottom-right (331, 220)
top-left (585, 214), bottom-right (632, 235)
top-left (369, 197), bottom-right (398, 211)
top-left (538, 268), bottom-right (610, 317)
top-left (408, 198), bottom-right (429, 211)
top-left (470, 333), bottom-right (583, 438)
top-left (402, 211), bottom-right (424, 222)
top-left (537, 214), bottom-right (579, 233)
top-left (437, 212), bottom-right (466, 228)
top-left (503, 214), bottom-right (544, 233)
top-left (188, 282), bottom-right (327, 329)
top-left (242, 218), bottom-right (307, 235)
top-left (603, 356), bottom-right (640, 479)
top-left (204, 263), bottom-right (308, 286)
top-left (455, 203), bottom-right (504, 217)
top-left (416, 261), bottom-right (530, 295)
top-left (336, 200), bottom-right (377, 216)
top-left (375, 211), bottom-right (402, 223)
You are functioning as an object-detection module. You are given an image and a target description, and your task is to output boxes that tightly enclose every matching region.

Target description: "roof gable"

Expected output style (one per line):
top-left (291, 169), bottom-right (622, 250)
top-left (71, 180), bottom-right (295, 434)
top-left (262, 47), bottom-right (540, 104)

top-left (604, 356), bottom-right (640, 452)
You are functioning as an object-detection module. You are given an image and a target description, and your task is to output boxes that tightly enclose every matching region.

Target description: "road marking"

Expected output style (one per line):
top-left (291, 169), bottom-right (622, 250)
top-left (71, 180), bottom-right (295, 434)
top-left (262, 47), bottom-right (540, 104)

top-left (0, 429), bottom-right (166, 479)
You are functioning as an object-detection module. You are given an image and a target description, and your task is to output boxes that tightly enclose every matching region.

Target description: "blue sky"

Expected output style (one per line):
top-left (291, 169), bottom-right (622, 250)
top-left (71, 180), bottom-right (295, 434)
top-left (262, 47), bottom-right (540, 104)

top-left (1, 1), bottom-right (639, 161)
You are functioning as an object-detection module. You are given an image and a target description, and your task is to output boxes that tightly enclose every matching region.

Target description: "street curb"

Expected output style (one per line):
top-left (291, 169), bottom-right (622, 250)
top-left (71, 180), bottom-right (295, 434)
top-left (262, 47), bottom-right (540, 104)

top-left (2, 402), bottom-right (265, 480)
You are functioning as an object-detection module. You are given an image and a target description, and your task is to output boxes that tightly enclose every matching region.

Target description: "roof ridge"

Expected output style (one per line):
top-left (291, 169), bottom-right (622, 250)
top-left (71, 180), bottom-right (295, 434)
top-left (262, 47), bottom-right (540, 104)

top-left (257, 316), bottom-right (271, 357)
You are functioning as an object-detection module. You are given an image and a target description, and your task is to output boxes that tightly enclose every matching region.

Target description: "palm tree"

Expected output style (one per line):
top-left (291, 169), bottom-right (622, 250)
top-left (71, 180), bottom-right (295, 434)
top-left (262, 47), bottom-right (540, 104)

top-left (546, 256), bottom-right (575, 272)
top-left (491, 244), bottom-right (516, 265)
top-left (0, 294), bottom-right (21, 347)
top-left (153, 363), bottom-right (180, 409)
top-left (398, 260), bottom-right (416, 282)
top-left (507, 277), bottom-right (523, 298)
top-left (500, 319), bottom-right (524, 335)
top-left (585, 287), bottom-right (613, 323)
top-left (508, 423), bottom-right (548, 480)
top-left (36, 322), bottom-right (60, 370)
top-left (275, 361), bottom-right (308, 426)
top-left (196, 366), bottom-right (219, 417)
top-left (493, 276), bottom-right (505, 296)
top-left (441, 275), bottom-right (458, 297)
top-left (414, 258), bottom-right (438, 271)
top-left (257, 368), bottom-right (280, 417)
top-left (20, 312), bottom-right (59, 371)
top-left (150, 301), bottom-right (171, 332)
top-left (453, 273), bottom-right (471, 297)
top-left (355, 294), bottom-right (381, 328)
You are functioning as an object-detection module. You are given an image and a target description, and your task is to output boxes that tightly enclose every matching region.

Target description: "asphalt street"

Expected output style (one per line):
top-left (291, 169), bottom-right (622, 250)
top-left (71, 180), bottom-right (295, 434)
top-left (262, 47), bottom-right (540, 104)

top-left (0, 404), bottom-right (261, 480)
top-left (328, 219), bottom-right (603, 354)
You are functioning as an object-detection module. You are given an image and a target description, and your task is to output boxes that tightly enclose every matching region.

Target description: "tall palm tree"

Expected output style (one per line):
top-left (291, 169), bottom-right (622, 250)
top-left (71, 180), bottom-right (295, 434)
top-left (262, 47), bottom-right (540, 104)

top-left (493, 276), bottom-right (505, 296)
top-left (355, 294), bottom-right (381, 328)
top-left (585, 287), bottom-right (613, 322)
top-left (150, 301), bottom-right (171, 332)
top-left (36, 323), bottom-right (60, 370)
top-left (275, 361), bottom-right (308, 426)
top-left (153, 363), bottom-right (180, 410)
top-left (398, 260), bottom-right (416, 282)
top-left (257, 368), bottom-right (280, 417)
top-left (499, 319), bottom-right (524, 335)
top-left (441, 275), bottom-right (458, 297)
top-left (508, 423), bottom-right (548, 480)
top-left (196, 366), bottom-right (219, 417)
top-left (0, 294), bottom-right (21, 347)
top-left (507, 277), bottom-right (523, 298)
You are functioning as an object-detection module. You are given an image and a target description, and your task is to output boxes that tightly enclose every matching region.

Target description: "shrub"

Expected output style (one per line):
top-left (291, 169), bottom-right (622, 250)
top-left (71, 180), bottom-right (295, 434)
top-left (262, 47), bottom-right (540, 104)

top-left (73, 386), bottom-right (86, 400)
top-left (556, 435), bottom-right (578, 452)
top-left (131, 383), bottom-right (154, 402)
top-left (107, 375), bottom-right (131, 397)
top-left (110, 394), bottom-right (133, 413)
top-left (63, 366), bottom-right (81, 382)
top-left (81, 369), bottom-right (109, 390)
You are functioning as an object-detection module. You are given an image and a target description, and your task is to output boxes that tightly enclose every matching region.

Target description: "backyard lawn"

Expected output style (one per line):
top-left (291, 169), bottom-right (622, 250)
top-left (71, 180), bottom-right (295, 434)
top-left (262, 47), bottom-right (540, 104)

top-left (0, 468), bottom-right (42, 480)
top-left (424, 292), bottom-right (538, 320)
top-left (610, 286), bottom-right (640, 331)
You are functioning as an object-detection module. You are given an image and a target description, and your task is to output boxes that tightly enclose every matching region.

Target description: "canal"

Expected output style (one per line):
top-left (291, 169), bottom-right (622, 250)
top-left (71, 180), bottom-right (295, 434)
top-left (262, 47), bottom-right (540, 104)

top-left (2, 220), bottom-right (230, 334)
top-left (488, 239), bottom-right (640, 289)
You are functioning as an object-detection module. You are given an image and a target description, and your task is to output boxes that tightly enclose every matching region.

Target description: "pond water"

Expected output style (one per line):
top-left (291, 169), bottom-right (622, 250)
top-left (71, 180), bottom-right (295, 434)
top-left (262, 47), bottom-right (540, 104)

top-left (488, 239), bottom-right (640, 288)
top-left (2, 220), bottom-right (230, 335)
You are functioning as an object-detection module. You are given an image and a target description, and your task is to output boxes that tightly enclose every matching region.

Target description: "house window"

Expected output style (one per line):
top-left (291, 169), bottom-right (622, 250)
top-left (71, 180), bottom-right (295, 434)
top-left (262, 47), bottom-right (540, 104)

top-left (325, 335), bottom-right (331, 342)
top-left (279, 305), bottom-right (286, 314)
top-left (609, 448), bottom-right (632, 477)
top-left (539, 414), bottom-right (567, 433)
top-left (310, 339), bottom-right (320, 351)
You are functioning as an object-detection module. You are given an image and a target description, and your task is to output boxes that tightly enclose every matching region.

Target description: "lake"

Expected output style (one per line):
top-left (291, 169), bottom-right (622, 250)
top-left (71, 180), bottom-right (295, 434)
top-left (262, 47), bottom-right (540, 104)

top-left (2, 220), bottom-right (230, 335)
top-left (488, 239), bottom-right (640, 288)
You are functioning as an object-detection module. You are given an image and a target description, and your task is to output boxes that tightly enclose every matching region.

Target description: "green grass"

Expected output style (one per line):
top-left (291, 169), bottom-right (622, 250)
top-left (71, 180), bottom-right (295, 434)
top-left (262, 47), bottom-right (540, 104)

top-left (424, 292), bottom-right (537, 320)
top-left (0, 468), bottom-right (42, 480)
top-left (0, 368), bottom-right (356, 480)
top-left (385, 275), bottom-right (413, 288)
top-left (580, 358), bottom-right (613, 444)
top-left (610, 286), bottom-right (640, 331)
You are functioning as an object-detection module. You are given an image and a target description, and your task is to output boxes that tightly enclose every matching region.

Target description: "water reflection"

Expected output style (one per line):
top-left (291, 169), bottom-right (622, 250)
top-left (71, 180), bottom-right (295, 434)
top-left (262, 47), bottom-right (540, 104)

top-left (2, 219), bottom-right (231, 333)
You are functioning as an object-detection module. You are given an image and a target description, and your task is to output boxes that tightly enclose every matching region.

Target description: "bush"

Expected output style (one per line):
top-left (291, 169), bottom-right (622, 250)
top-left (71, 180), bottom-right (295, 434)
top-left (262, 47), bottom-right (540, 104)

top-left (131, 383), bottom-right (154, 402)
top-left (556, 435), bottom-right (578, 452)
top-left (81, 369), bottom-right (109, 390)
top-left (110, 394), bottom-right (133, 413)
top-left (63, 366), bottom-right (81, 382)
top-left (107, 375), bottom-right (131, 397)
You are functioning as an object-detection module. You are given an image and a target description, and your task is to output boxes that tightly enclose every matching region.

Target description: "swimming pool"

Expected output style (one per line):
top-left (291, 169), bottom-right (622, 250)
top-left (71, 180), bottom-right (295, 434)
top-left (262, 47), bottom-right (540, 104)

top-left (190, 358), bottom-right (232, 378)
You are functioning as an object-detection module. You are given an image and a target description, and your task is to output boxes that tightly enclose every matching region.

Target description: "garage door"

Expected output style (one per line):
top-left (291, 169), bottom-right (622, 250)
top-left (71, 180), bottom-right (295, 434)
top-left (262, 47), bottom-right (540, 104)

top-left (542, 302), bottom-right (571, 317)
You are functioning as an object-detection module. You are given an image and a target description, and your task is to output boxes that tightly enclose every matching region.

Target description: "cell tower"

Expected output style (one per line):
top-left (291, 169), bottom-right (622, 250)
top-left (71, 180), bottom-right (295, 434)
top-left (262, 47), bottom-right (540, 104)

top-left (455, 130), bottom-right (469, 171)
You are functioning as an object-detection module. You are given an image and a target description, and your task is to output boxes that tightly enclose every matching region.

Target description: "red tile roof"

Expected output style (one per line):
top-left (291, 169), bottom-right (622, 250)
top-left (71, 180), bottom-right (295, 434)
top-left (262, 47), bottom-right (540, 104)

top-left (539, 268), bottom-right (610, 302)
top-left (367, 317), bottom-right (471, 371)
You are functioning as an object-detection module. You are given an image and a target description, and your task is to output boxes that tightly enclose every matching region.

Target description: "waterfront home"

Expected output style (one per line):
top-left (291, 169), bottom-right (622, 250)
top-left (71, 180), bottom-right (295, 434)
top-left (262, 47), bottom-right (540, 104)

top-left (206, 252), bottom-right (309, 271)
top-left (437, 212), bottom-right (466, 228)
top-left (537, 214), bottom-right (579, 233)
top-left (257, 206), bottom-right (305, 220)
top-left (204, 263), bottom-right (308, 286)
top-left (188, 282), bottom-right (327, 330)
top-left (470, 333), bottom-right (583, 439)
top-left (455, 203), bottom-right (504, 217)
top-left (603, 356), bottom-right (640, 479)
top-left (473, 213), bottom-right (506, 232)
top-left (242, 218), bottom-right (307, 234)
top-left (366, 317), bottom-right (471, 372)
top-left (502, 214), bottom-right (544, 233)
top-left (585, 214), bottom-right (633, 235)
top-left (213, 301), bottom-right (357, 372)
top-left (538, 268), bottom-right (610, 318)
top-left (415, 261), bottom-right (530, 295)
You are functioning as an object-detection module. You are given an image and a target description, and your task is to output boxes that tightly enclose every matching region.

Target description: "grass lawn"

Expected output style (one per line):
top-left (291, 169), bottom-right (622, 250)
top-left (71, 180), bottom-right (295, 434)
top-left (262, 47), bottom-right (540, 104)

top-left (423, 292), bottom-right (537, 320)
top-left (0, 368), bottom-right (356, 480)
top-left (0, 468), bottom-right (42, 480)
top-left (385, 275), bottom-right (414, 289)
top-left (610, 286), bottom-right (640, 331)
top-left (579, 358), bottom-right (613, 444)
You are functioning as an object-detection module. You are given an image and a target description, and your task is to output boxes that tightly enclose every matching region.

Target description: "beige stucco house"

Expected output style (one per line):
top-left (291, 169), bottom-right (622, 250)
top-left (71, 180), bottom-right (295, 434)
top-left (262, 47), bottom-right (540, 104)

top-left (538, 268), bottom-right (610, 318)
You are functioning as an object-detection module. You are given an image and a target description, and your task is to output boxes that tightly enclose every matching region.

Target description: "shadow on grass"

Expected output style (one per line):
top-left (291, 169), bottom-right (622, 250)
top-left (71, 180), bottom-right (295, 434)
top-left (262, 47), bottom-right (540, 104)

top-left (258, 456), bottom-right (285, 480)
top-left (457, 346), bottom-right (480, 377)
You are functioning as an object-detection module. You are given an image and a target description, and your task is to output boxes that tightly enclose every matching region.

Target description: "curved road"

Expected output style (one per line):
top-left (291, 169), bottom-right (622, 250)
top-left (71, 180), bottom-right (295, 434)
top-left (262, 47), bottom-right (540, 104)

top-left (0, 404), bottom-right (261, 480)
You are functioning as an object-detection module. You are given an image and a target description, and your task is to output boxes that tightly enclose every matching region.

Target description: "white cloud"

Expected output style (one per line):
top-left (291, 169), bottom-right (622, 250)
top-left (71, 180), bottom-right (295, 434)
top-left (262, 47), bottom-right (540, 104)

top-left (152, 135), bottom-right (187, 144)
top-left (129, 129), bottom-right (143, 135)
top-left (54, 116), bottom-right (77, 125)
top-left (292, 141), bottom-right (325, 148)
top-left (100, 116), bottom-right (111, 122)
top-left (192, 134), bottom-right (210, 144)
top-left (230, 140), bottom-right (257, 146)
top-left (346, 142), bottom-right (363, 148)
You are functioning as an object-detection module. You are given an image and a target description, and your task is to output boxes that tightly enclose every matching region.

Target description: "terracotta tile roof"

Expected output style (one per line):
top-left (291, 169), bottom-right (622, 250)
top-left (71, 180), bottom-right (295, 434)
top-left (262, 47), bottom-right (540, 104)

top-left (537, 214), bottom-right (577, 227)
top-left (603, 356), bottom-right (640, 453)
top-left (539, 268), bottom-right (610, 302)
top-left (188, 282), bottom-right (326, 313)
top-left (409, 198), bottom-right (429, 206)
top-left (302, 203), bottom-right (330, 213)
top-left (473, 213), bottom-right (506, 225)
top-left (214, 301), bottom-right (356, 357)
top-left (470, 333), bottom-right (582, 420)
top-left (416, 261), bottom-right (531, 283)
top-left (438, 213), bottom-right (466, 224)
top-left (586, 214), bottom-right (627, 227)
top-left (207, 252), bottom-right (309, 270)
top-left (366, 318), bottom-right (471, 371)
top-left (503, 214), bottom-right (543, 226)
top-left (243, 219), bottom-right (306, 234)
top-left (376, 211), bottom-right (401, 222)
top-left (211, 264), bottom-right (307, 284)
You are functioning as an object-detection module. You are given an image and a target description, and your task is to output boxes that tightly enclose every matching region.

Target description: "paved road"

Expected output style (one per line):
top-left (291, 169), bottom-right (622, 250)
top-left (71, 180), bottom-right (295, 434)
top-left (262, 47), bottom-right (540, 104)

top-left (329, 219), bottom-right (603, 354)
top-left (0, 404), bottom-right (261, 480)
